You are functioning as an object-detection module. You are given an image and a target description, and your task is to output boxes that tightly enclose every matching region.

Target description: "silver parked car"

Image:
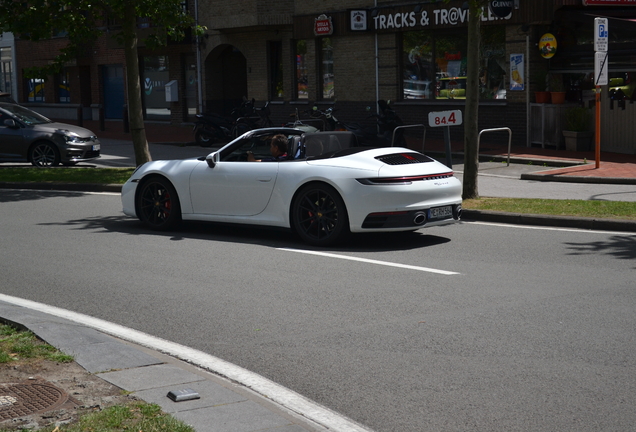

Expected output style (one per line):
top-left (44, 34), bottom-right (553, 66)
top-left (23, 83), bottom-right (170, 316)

top-left (0, 102), bottom-right (101, 167)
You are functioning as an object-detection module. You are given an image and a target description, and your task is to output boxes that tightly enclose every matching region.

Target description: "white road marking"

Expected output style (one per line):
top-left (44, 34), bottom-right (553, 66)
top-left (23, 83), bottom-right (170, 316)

top-left (278, 248), bottom-right (459, 275)
top-left (465, 221), bottom-right (636, 235)
top-left (0, 294), bottom-right (373, 432)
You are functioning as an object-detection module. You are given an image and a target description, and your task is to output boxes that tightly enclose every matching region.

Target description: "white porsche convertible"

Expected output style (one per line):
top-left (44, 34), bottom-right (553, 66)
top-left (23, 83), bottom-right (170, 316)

top-left (121, 127), bottom-right (462, 246)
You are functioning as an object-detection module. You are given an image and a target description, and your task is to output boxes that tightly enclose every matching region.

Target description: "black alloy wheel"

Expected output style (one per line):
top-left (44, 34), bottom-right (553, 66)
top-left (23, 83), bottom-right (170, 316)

top-left (29, 142), bottom-right (60, 167)
top-left (136, 177), bottom-right (181, 231)
top-left (291, 183), bottom-right (349, 246)
top-left (195, 126), bottom-right (220, 147)
top-left (194, 129), bottom-right (214, 147)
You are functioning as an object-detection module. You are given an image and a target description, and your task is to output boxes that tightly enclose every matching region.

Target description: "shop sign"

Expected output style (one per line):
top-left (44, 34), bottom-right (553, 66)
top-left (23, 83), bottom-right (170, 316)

top-left (349, 10), bottom-right (368, 31)
top-left (372, 6), bottom-right (511, 31)
top-left (489, 0), bottom-right (513, 18)
top-left (314, 14), bottom-right (333, 36)
top-left (538, 33), bottom-right (557, 59)
top-left (583, 0), bottom-right (636, 5)
top-left (509, 53), bottom-right (524, 91)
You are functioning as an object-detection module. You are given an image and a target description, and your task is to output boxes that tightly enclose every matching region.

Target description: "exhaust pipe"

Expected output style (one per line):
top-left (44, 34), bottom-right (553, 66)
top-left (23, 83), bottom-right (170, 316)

top-left (454, 205), bottom-right (462, 220)
top-left (413, 211), bottom-right (427, 225)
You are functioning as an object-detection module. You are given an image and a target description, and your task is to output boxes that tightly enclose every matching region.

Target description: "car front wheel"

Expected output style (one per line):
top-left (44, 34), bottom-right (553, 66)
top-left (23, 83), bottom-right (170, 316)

top-left (291, 183), bottom-right (349, 246)
top-left (30, 142), bottom-right (60, 167)
top-left (136, 176), bottom-right (181, 231)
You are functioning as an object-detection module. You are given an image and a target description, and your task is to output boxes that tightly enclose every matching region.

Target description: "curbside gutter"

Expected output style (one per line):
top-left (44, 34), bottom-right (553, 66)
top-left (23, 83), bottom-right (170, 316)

top-left (462, 209), bottom-right (636, 233)
top-left (520, 173), bottom-right (636, 185)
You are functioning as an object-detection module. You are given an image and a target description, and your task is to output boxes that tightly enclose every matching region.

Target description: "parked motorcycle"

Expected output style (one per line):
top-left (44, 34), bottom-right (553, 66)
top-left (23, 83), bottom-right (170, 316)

top-left (233, 100), bottom-right (274, 137)
top-left (193, 97), bottom-right (255, 146)
top-left (310, 100), bottom-right (405, 147)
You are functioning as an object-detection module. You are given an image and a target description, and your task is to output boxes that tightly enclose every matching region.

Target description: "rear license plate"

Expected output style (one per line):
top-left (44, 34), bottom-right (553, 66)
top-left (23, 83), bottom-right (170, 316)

top-left (428, 206), bottom-right (452, 220)
top-left (92, 144), bottom-right (100, 151)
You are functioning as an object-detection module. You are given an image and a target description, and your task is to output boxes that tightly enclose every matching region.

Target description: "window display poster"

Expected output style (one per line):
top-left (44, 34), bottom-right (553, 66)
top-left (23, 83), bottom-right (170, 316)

top-left (510, 53), bottom-right (524, 91)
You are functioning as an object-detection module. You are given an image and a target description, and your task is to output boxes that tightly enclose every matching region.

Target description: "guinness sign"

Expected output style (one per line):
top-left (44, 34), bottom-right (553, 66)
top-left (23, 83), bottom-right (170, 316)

top-left (489, 0), bottom-right (513, 18)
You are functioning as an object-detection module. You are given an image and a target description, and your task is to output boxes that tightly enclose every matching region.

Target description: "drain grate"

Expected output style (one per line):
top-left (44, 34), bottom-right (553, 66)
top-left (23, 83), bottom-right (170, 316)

top-left (0, 381), bottom-right (69, 420)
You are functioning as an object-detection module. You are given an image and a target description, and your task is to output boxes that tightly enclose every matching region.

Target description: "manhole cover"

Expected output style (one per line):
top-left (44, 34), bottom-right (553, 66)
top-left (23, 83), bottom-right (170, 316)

top-left (0, 380), bottom-right (70, 420)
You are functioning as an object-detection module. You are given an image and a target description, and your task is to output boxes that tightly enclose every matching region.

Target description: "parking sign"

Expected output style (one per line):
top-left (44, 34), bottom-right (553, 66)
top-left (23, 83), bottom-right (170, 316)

top-left (594, 18), bottom-right (608, 52)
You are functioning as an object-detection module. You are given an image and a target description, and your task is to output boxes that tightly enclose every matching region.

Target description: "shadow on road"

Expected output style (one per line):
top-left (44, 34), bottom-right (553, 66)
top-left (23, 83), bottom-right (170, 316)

top-left (39, 215), bottom-right (453, 252)
top-left (565, 236), bottom-right (636, 268)
top-left (0, 189), bottom-right (87, 203)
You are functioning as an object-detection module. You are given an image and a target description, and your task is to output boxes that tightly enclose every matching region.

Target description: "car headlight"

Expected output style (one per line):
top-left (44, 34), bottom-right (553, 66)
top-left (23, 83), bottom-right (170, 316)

top-left (62, 133), bottom-right (84, 144)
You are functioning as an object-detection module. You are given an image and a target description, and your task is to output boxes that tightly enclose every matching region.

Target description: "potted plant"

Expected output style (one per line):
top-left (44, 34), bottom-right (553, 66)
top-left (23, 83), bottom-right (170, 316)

top-left (548, 73), bottom-right (566, 104)
top-left (532, 69), bottom-right (550, 103)
top-left (563, 106), bottom-right (592, 151)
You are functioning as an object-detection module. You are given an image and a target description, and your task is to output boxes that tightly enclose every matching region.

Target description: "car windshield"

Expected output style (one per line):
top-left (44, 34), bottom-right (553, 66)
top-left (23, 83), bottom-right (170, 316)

top-left (2, 104), bottom-right (52, 125)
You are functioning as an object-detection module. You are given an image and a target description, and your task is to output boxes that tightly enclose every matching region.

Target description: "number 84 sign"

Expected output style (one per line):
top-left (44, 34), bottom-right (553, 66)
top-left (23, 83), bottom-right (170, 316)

top-left (428, 110), bottom-right (463, 127)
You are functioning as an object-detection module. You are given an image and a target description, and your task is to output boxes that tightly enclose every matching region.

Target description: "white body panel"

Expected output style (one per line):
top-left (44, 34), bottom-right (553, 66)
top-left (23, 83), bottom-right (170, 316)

top-left (121, 129), bottom-right (462, 235)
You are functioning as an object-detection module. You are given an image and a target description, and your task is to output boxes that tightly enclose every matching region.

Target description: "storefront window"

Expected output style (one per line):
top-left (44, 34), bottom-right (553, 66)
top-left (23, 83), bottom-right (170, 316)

top-left (294, 40), bottom-right (308, 100)
top-left (564, 71), bottom-right (636, 104)
top-left (402, 26), bottom-right (506, 101)
top-left (403, 32), bottom-right (434, 99)
top-left (269, 41), bottom-right (283, 100)
top-left (27, 78), bottom-right (44, 102)
top-left (480, 26), bottom-right (506, 100)
top-left (320, 37), bottom-right (334, 100)
top-left (184, 54), bottom-right (197, 118)
top-left (57, 69), bottom-right (70, 103)
top-left (0, 47), bottom-right (12, 96)
top-left (435, 33), bottom-right (467, 99)
top-left (142, 55), bottom-right (170, 120)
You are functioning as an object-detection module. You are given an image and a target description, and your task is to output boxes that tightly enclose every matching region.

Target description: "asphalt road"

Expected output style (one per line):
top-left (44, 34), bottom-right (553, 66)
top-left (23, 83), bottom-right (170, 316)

top-left (1, 190), bottom-right (635, 431)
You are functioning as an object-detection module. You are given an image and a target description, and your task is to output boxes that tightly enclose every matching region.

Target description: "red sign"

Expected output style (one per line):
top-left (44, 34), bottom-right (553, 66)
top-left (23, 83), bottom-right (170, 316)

top-left (583, 0), bottom-right (636, 5)
top-left (314, 14), bottom-right (333, 36)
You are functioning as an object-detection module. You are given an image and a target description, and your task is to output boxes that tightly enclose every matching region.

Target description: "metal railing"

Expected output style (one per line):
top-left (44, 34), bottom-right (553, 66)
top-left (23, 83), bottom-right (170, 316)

top-left (392, 124), bottom-right (426, 148)
top-left (478, 127), bottom-right (512, 166)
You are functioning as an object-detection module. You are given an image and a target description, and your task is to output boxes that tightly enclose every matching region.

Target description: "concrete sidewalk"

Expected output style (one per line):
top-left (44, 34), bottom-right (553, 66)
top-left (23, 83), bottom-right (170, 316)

top-left (0, 296), bottom-right (372, 432)
top-left (77, 118), bottom-right (636, 185)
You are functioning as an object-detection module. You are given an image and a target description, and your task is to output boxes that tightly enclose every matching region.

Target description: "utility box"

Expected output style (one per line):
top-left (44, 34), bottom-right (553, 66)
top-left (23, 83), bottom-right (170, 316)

top-left (165, 80), bottom-right (179, 102)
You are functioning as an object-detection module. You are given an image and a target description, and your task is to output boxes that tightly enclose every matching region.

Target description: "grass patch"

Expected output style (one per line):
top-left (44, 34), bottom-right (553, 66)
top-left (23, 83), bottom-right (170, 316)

top-left (0, 168), bottom-right (134, 184)
top-left (463, 197), bottom-right (636, 221)
top-left (0, 323), bottom-right (73, 363)
top-left (0, 401), bottom-right (195, 432)
top-left (0, 323), bottom-right (195, 432)
top-left (32, 402), bottom-right (196, 432)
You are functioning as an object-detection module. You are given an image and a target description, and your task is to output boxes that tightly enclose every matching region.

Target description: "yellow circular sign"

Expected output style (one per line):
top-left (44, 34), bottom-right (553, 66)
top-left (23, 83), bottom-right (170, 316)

top-left (539, 33), bottom-right (557, 59)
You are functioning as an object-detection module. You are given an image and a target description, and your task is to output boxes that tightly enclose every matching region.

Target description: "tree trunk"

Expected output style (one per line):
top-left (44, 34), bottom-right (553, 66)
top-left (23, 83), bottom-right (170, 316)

top-left (121, 4), bottom-right (152, 166)
top-left (462, 3), bottom-right (481, 200)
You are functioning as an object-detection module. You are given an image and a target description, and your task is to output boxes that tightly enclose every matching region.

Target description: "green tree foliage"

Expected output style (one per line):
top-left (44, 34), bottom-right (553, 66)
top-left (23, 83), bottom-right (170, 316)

top-left (0, 0), bottom-right (204, 165)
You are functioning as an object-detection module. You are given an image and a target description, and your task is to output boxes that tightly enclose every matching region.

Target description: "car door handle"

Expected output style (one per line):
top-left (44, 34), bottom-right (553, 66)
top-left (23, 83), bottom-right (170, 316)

top-left (257, 177), bottom-right (272, 182)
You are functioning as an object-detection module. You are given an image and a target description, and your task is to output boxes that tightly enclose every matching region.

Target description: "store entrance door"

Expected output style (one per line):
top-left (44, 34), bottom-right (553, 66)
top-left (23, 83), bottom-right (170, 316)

top-left (204, 45), bottom-right (247, 115)
top-left (103, 64), bottom-right (125, 119)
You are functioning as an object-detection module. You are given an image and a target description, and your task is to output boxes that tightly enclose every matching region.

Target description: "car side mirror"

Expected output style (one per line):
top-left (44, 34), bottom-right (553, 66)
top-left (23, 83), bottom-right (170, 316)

top-left (3, 119), bottom-right (19, 129)
top-left (206, 151), bottom-right (220, 168)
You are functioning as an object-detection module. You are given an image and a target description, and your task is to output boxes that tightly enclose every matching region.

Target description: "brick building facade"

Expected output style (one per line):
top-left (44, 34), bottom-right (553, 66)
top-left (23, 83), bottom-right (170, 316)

top-left (10, 0), bottom-right (636, 153)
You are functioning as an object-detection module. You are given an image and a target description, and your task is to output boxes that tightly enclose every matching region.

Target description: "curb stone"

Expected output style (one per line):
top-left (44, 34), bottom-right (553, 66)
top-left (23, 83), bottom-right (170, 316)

top-left (462, 209), bottom-right (636, 233)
